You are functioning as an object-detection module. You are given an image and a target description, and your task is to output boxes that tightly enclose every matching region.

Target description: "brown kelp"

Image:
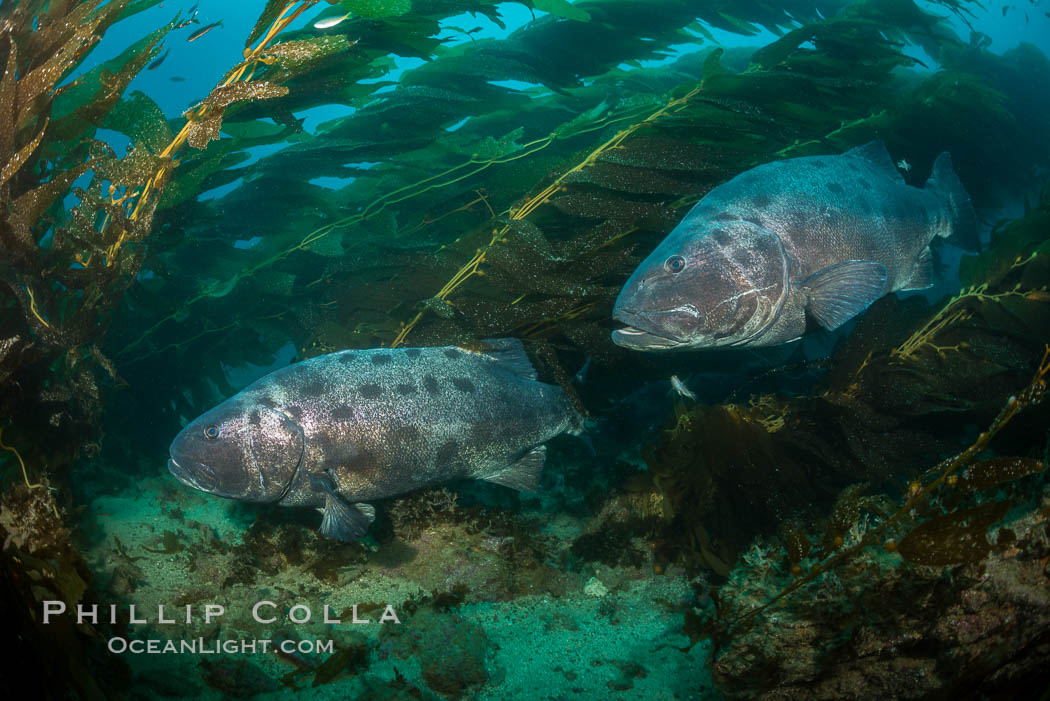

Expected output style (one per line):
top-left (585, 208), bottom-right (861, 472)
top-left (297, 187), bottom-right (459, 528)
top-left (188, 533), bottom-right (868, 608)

top-left (0, 1), bottom-right (347, 692)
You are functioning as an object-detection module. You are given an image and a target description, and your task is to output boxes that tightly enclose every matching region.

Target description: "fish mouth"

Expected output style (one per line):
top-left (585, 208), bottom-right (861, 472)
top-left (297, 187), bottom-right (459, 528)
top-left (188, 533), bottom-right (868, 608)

top-left (611, 325), bottom-right (686, 350)
top-left (168, 456), bottom-right (218, 493)
top-left (611, 309), bottom-right (688, 350)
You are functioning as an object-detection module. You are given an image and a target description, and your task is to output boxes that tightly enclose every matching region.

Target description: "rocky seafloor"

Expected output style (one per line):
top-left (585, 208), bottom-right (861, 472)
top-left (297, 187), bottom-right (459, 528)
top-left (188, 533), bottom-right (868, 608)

top-left (70, 465), bottom-right (716, 700)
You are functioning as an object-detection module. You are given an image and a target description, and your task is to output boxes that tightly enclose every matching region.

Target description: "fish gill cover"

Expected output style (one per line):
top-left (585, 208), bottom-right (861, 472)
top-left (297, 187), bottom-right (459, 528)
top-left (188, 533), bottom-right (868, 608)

top-left (0, 0), bottom-right (1049, 698)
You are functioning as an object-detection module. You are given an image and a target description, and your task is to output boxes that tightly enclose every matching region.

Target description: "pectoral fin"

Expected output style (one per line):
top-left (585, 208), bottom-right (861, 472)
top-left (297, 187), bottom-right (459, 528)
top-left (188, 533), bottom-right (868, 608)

top-left (318, 496), bottom-right (375, 542)
top-left (310, 472), bottom-right (375, 542)
top-left (482, 445), bottom-right (545, 492)
top-left (802, 260), bottom-right (887, 330)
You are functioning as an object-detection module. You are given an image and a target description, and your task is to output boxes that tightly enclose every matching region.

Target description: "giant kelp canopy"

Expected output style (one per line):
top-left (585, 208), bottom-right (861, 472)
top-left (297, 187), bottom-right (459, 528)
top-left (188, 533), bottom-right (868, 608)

top-left (89, 0), bottom-right (1047, 456)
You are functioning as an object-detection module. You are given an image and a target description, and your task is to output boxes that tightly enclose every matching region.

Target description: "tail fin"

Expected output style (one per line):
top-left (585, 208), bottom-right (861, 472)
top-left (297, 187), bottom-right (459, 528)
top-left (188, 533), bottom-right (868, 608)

top-left (925, 152), bottom-right (978, 250)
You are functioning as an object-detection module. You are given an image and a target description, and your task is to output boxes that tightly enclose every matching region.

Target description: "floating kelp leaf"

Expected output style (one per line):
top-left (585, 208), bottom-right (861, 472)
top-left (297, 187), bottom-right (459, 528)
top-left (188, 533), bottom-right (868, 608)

top-left (187, 114), bottom-right (223, 150)
top-left (959, 457), bottom-right (1046, 493)
top-left (423, 297), bottom-right (457, 319)
top-left (263, 35), bottom-right (351, 76)
top-left (341, 0), bottom-right (412, 19)
top-left (253, 271), bottom-right (298, 297)
top-left (597, 135), bottom-right (733, 173)
top-left (701, 47), bottom-right (728, 82)
top-left (533, 0), bottom-right (591, 23)
top-left (102, 90), bottom-right (172, 153)
top-left (110, 0), bottom-right (168, 24)
top-left (550, 100), bottom-right (607, 139)
top-left (157, 146), bottom-right (249, 210)
top-left (304, 232), bottom-right (346, 258)
top-left (897, 501), bottom-right (1011, 566)
top-left (49, 21), bottom-right (171, 143)
top-left (779, 519), bottom-right (811, 566)
top-left (15, 19), bottom-right (102, 130)
top-left (187, 81), bottom-right (289, 149)
top-left (564, 161), bottom-right (697, 196)
top-left (203, 278), bottom-right (239, 299)
top-left (219, 119), bottom-right (291, 140)
top-left (0, 117), bottom-right (48, 188)
top-left (959, 209), bottom-right (1049, 289)
top-left (824, 482), bottom-right (870, 548)
top-left (246, 0), bottom-right (290, 48)
top-left (549, 190), bottom-right (672, 224)
top-left (458, 127), bottom-right (525, 160)
top-left (202, 81), bottom-right (292, 112)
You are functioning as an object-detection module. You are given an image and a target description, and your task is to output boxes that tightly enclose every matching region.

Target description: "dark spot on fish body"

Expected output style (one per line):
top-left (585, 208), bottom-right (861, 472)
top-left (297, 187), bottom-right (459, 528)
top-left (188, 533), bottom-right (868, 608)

top-left (857, 178), bottom-right (872, 191)
top-left (405, 348), bottom-right (422, 358)
top-left (250, 411), bottom-right (261, 427)
top-left (810, 159), bottom-right (829, 169)
top-left (826, 182), bottom-right (845, 196)
top-left (287, 405), bottom-right (304, 419)
top-left (338, 353), bottom-right (355, 363)
top-left (452, 377), bottom-right (477, 393)
top-left (711, 211), bottom-right (739, 222)
top-left (300, 380), bottom-right (326, 398)
top-left (856, 195), bottom-right (871, 214)
top-left (358, 384), bottom-right (383, 399)
top-left (751, 193), bottom-right (772, 208)
top-left (396, 383), bottom-right (417, 396)
top-left (710, 228), bottom-right (733, 246)
top-left (436, 440), bottom-right (459, 466)
top-left (847, 161), bottom-right (861, 172)
top-left (371, 353), bottom-right (391, 366)
top-left (391, 424), bottom-right (421, 444)
top-left (423, 375), bottom-right (440, 395)
top-left (331, 405), bottom-right (356, 421)
top-left (443, 348), bottom-right (461, 359)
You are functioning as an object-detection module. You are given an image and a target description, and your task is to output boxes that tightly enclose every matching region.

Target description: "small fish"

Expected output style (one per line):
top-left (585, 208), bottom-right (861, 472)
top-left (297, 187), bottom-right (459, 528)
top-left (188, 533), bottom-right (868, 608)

top-left (187, 2), bottom-right (198, 16)
top-left (187, 19), bottom-right (222, 42)
top-left (174, 17), bottom-right (200, 29)
top-left (896, 158), bottom-right (911, 172)
top-left (612, 141), bottom-right (975, 350)
top-left (169, 76), bottom-right (186, 82)
top-left (314, 13), bottom-right (350, 29)
top-left (670, 375), bottom-right (697, 401)
top-left (168, 339), bottom-right (582, 541)
top-left (147, 47), bottom-right (170, 70)
top-left (1002, 5), bottom-right (1010, 15)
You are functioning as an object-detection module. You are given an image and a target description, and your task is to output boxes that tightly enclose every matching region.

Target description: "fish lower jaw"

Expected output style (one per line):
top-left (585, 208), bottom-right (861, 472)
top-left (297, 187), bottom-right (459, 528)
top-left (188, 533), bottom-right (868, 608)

top-left (611, 326), bottom-right (686, 350)
top-left (168, 457), bottom-right (212, 493)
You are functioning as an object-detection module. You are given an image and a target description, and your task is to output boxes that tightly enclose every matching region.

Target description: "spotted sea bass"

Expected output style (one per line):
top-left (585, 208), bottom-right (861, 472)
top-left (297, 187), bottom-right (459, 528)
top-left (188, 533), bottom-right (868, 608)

top-left (612, 141), bottom-right (976, 350)
top-left (167, 339), bottom-right (581, 541)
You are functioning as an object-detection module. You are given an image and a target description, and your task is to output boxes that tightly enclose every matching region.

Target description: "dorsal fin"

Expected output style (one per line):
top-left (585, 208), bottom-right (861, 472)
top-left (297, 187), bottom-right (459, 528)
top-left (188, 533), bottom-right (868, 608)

top-left (479, 337), bottom-right (537, 380)
top-left (845, 140), bottom-right (903, 184)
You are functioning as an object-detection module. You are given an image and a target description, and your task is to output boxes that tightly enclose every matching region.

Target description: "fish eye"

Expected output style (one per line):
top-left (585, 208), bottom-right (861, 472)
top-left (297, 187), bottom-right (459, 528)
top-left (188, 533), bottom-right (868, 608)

top-left (665, 255), bottom-right (686, 274)
top-left (204, 425), bottom-right (219, 440)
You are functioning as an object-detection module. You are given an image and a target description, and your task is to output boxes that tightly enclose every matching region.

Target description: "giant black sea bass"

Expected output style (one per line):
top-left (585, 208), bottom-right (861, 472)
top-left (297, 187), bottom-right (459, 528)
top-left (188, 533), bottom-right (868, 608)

top-left (612, 141), bottom-right (976, 350)
top-left (168, 339), bottom-right (581, 541)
